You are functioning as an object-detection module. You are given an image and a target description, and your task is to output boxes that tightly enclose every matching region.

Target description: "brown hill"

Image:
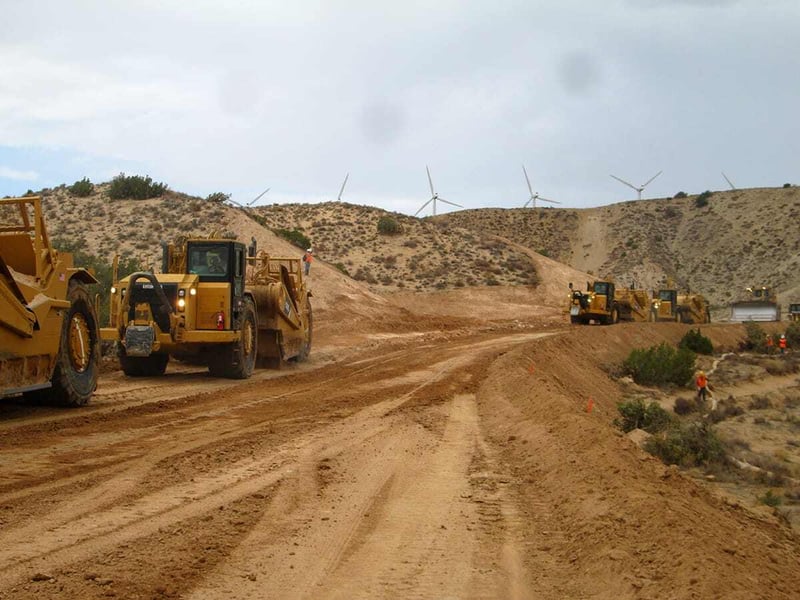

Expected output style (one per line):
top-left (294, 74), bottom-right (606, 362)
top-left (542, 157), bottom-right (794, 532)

top-left (442, 187), bottom-right (800, 311)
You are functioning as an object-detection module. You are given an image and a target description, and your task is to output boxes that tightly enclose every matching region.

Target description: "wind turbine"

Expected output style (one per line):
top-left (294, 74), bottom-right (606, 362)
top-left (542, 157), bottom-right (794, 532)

top-left (721, 171), bottom-right (736, 190)
top-left (414, 166), bottom-right (463, 217)
top-left (522, 165), bottom-right (561, 208)
top-left (336, 173), bottom-right (349, 201)
top-left (247, 187), bottom-right (270, 206)
top-left (610, 171), bottom-right (662, 200)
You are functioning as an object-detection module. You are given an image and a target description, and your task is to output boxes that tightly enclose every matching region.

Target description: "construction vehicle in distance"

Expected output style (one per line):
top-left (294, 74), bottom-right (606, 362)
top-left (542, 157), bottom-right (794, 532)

top-left (0, 196), bottom-right (100, 405)
top-left (789, 303), bottom-right (800, 322)
top-left (729, 286), bottom-right (781, 322)
top-left (651, 288), bottom-right (711, 324)
top-left (568, 280), bottom-right (650, 325)
top-left (101, 236), bottom-right (312, 378)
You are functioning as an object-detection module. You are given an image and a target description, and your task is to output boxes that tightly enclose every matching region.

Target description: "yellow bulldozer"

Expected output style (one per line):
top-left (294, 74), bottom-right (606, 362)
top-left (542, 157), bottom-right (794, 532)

top-left (789, 303), bottom-right (800, 322)
top-left (101, 236), bottom-right (312, 377)
top-left (729, 286), bottom-right (780, 322)
top-left (568, 280), bottom-right (650, 325)
top-left (651, 288), bottom-right (711, 324)
top-left (0, 196), bottom-right (100, 405)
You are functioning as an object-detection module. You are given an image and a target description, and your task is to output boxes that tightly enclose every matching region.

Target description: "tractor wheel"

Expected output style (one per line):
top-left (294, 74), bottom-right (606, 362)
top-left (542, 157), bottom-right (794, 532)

top-left (611, 307), bottom-right (620, 325)
top-left (120, 346), bottom-right (169, 377)
top-left (296, 299), bottom-right (313, 362)
top-left (49, 281), bottom-right (100, 407)
top-left (209, 301), bottom-right (257, 379)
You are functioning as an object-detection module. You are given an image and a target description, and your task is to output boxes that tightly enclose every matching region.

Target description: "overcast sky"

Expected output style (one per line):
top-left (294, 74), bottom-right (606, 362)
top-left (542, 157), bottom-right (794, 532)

top-left (0, 0), bottom-right (798, 214)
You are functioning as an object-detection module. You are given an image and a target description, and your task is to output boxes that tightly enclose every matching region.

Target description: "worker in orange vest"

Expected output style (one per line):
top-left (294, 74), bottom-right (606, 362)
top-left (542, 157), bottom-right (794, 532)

top-left (779, 334), bottom-right (787, 354)
top-left (302, 248), bottom-right (313, 276)
top-left (766, 335), bottom-right (774, 353)
top-left (696, 370), bottom-right (709, 403)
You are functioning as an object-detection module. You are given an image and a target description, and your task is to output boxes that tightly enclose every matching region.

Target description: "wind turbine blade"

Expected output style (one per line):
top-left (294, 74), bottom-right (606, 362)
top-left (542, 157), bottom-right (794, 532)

top-left (248, 187), bottom-right (270, 206)
top-left (523, 199), bottom-right (532, 208)
top-left (426, 165), bottom-right (435, 197)
top-left (437, 197), bottom-right (463, 208)
top-left (337, 173), bottom-right (349, 200)
top-left (610, 174), bottom-right (638, 191)
top-left (522, 164), bottom-right (534, 196)
top-left (643, 170), bottom-right (662, 187)
top-left (722, 171), bottom-right (735, 189)
top-left (414, 198), bottom-right (433, 217)
top-left (540, 197), bottom-right (561, 204)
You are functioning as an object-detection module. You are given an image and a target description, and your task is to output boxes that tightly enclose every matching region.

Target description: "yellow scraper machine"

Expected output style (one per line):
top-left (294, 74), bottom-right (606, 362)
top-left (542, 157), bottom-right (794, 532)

top-left (0, 196), bottom-right (99, 405)
top-left (651, 288), bottom-right (711, 324)
top-left (568, 280), bottom-right (650, 325)
top-left (101, 236), bottom-right (312, 378)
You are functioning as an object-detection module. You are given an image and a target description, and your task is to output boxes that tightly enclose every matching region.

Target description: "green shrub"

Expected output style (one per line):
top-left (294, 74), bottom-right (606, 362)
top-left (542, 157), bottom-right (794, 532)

top-left (673, 397), bottom-right (696, 415)
top-left (108, 173), bottom-right (168, 200)
top-left (785, 322), bottom-right (800, 348)
top-left (615, 399), bottom-right (673, 433)
top-left (206, 192), bottom-right (230, 203)
top-left (272, 228), bottom-right (311, 250)
top-left (333, 262), bottom-right (350, 276)
top-left (644, 422), bottom-right (726, 467)
top-left (679, 328), bottom-right (714, 355)
top-left (743, 321), bottom-right (767, 352)
top-left (622, 343), bottom-right (696, 386)
top-left (783, 183), bottom-right (792, 189)
top-left (673, 191), bottom-right (687, 199)
top-left (759, 490), bottom-right (782, 507)
top-left (694, 190), bottom-right (712, 208)
top-left (68, 177), bottom-right (94, 197)
top-left (377, 215), bottom-right (402, 235)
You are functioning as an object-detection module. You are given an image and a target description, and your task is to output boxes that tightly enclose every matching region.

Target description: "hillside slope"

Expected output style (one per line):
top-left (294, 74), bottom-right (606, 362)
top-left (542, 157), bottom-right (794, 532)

top-left (443, 187), bottom-right (800, 310)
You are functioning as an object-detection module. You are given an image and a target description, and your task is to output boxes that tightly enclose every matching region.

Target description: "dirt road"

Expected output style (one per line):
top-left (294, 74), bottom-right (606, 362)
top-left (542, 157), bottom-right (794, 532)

top-left (1, 323), bottom-right (799, 599)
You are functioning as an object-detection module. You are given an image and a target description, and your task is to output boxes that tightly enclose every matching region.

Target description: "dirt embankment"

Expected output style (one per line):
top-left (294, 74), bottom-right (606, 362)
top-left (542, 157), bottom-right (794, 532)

top-left (1, 321), bottom-right (799, 599)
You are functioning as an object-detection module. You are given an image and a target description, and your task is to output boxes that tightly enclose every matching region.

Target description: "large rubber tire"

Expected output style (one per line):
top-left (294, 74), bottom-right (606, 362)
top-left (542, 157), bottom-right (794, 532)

top-left (295, 299), bottom-right (313, 362)
top-left (209, 301), bottom-right (257, 379)
top-left (48, 281), bottom-right (100, 407)
top-left (119, 345), bottom-right (169, 377)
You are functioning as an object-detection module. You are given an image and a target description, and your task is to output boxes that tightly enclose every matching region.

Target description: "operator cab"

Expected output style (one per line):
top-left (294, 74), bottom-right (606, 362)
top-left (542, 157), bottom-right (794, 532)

top-left (593, 281), bottom-right (612, 296)
top-left (659, 289), bottom-right (677, 304)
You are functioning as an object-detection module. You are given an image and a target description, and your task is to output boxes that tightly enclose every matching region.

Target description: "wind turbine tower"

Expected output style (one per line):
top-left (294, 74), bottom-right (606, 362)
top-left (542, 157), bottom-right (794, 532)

top-left (414, 166), bottom-right (463, 217)
top-left (522, 165), bottom-right (561, 208)
top-left (610, 171), bottom-right (662, 200)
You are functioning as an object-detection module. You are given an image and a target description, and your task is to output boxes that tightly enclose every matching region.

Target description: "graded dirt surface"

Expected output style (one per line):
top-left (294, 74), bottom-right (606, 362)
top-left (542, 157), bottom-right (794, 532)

top-left (2, 302), bottom-right (800, 599)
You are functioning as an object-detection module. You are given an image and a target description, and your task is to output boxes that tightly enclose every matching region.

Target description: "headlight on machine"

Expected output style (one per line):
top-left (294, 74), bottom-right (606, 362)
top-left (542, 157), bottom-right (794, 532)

top-left (110, 286), bottom-right (117, 294)
top-left (189, 287), bottom-right (197, 296)
top-left (178, 289), bottom-right (186, 311)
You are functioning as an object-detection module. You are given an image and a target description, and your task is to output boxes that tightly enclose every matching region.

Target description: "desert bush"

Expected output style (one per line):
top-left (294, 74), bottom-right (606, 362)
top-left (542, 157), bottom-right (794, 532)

top-left (68, 177), bottom-right (94, 197)
top-left (615, 399), bottom-right (673, 433)
top-left (673, 397), bottom-right (696, 415)
top-left (644, 422), bottom-right (726, 467)
top-left (673, 191), bottom-right (687, 199)
top-left (206, 192), bottom-right (230, 203)
top-left (708, 398), bottom-right (744, 423)
top-left (783, 183), bottom-right (792, 189)
top-left (333, 262), bottom-right (350, 276)
top-left (272, 228), bottom-right (311, 250)
top-left (743, 321), bottom-right (767, 352)
top-left (749, 395), bottom-right (771, 410)
top-left (785, 322), bottom-right (800, 348)
top-left (694, 190), bottom-right (713, 208)
top-left (108, 173), bottom-right (168, 200)
top-left (622, 343), bottom-right (696, 387)
top-left (759, 490), bottom-right (782, 507)
top-left (377, 216), bottom-right (402, 235)
top-left (679, 328), bottom-right (714, 355)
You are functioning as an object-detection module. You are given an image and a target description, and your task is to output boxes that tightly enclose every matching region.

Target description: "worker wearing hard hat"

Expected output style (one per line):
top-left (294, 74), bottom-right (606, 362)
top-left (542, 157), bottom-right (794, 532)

top-left (696, 370), bottom-right (709, 403)
top-left (780, 334), bottom-right (787, 355)
top-left (303, 248), bottom-right (313, 276)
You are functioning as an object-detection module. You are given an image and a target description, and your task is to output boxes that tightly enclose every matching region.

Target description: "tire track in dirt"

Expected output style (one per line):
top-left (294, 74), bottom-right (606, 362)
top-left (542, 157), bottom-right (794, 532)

top-left (0, 331), bottom-right (545, 595)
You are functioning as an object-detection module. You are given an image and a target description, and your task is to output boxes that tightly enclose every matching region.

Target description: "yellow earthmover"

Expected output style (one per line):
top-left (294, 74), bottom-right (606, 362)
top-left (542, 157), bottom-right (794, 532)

top-left (0, 196), bottom-right (100, 405)
top-left (101, 236), bottom-right (312, 377)
top-left (651, 288), bottom-right (711, 324)
top-left (568, 280), bottom-right (650, 325)
top-left (729, 286), bottom-right (780, 322)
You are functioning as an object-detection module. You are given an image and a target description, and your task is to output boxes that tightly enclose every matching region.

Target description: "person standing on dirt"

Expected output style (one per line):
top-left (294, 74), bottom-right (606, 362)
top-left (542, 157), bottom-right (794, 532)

top-left (780, 334), bottom-right (787, 354)
top-left (696, 370), bottom-right (709, 403)
top-left (303, 248), bottom-right (313, 276)
top-left (767, 335), bottom-right (775, 353)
